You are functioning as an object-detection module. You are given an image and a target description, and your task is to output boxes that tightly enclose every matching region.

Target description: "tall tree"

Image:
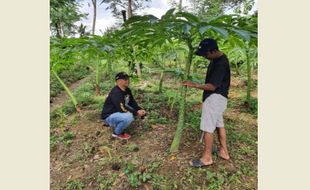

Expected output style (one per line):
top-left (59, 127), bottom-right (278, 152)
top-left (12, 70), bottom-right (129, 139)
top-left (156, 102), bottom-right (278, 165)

top-left (77, 23), bottom-right (90, 37)
top-left (178, 0), bottom-right (182, 12)
top-left (168, 0), bottom-right (185, 12)
top-left (188, 0), bottom-right (255, 19)
top-left (91, 0), bottom-right (97, 34)
top-left (101, 0), bottom-right (151, 19)
top-left (50, 0), bottom-right (87, 38)
top-left (128, 0), bottom-right (133, 18)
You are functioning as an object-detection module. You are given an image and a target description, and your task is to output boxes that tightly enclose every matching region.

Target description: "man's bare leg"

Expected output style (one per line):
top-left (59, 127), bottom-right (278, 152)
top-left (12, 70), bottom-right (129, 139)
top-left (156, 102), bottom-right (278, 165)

top-left (200, 132), bottom-right (214, 165)
top-left (216, 127), bottom-right (230, 160)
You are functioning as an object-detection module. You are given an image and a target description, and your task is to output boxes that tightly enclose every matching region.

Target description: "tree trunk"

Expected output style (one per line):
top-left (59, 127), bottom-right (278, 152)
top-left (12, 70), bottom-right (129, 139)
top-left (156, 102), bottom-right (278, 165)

top-left (92, 0), bottom-right (97, 35)
top-left (158, 70), bottom-right (164, 92)
top-left (59, 22), bottom-right (65, 38)
top-left (179, 0), bottom-right (183, 12)
top-left (234, 62), bottom-right (240, 76)
top-left (170, 41), bottom-right (193, 152)
top-left (52, 69), bottom-right (80, 112)
top-left (55, 23), bottom-right (61, 38)
top-left (136, 62), bottom-right (142, 78)
top-left (246, 46), bottom-right (252, 102)
top-left (192, 60), bottom-right (197, 73)
top-left (121, 10), bottom-right (127, 22)
top-left (95, 56), bottom-right (101, 95)
top-left (106, 58), bottom-right (113, 80)
top-left (128, 0), bottom-right (133, 18)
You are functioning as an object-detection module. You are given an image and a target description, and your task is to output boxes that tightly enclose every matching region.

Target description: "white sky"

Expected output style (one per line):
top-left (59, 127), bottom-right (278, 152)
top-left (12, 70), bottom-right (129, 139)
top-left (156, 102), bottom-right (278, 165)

top-left (77, 0), bottom-right (257, 35)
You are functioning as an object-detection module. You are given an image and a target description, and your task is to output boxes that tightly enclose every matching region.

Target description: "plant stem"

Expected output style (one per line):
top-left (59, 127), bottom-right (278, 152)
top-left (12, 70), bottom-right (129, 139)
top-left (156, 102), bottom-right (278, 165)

top-left (158, 70), bottom-right (164, 92)
top-left (246, 43), bottom-right (252, 102)
top-left (170, 39), bottom-right (193, 152)
top-left (95, 56), bottom-right (101, 95)
top-left (52, 69), bottom-right (80, 112)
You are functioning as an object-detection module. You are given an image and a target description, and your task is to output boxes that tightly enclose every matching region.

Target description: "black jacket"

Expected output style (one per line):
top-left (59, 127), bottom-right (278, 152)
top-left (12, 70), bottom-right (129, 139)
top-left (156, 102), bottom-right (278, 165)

top-left (101, 86), bottom-right (142, 119)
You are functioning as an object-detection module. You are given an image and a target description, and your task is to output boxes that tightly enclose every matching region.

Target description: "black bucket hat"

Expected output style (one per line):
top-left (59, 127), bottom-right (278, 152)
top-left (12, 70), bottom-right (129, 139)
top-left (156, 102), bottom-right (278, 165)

top-left (195, 38), bottom-right (219, 56)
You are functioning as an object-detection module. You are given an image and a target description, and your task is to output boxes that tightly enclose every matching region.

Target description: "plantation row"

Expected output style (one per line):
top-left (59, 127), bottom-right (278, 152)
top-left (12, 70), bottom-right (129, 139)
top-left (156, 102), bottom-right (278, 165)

top-left (51, 9), bottom-right (257, 152)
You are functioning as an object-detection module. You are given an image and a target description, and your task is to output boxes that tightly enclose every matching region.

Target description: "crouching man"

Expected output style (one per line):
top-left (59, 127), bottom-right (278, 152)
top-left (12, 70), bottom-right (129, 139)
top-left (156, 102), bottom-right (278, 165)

top-left (101, 72), bottom-right (146, 140)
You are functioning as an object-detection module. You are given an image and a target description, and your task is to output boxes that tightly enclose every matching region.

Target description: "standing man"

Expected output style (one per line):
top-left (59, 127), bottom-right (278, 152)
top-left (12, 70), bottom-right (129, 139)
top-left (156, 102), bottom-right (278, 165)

top-left (101, 72), bottom-right (146, 140)
top-left (183, 38), bottom-right (231, 167)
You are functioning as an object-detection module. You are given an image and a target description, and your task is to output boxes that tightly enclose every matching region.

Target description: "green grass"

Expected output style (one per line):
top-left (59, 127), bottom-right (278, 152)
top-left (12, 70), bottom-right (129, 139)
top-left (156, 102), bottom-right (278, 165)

top-left (50, 71), bottom-right (257, 190)
top-left (50, 131), bottom-right (75, 150)
top-left (66, 179), bottom-right (84, 190)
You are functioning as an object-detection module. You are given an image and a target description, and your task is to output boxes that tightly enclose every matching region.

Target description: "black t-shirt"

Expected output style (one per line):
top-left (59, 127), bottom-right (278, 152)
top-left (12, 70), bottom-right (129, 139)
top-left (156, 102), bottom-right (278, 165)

top-left (202, 54), bottom-right (231, 102)
top-left (101, 86), bottom-right (142, 119)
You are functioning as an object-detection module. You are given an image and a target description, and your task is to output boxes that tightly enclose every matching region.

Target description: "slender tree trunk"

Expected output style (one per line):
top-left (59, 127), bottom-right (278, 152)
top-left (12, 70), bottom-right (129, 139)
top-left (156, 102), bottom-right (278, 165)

top-left (170, 93), bottom-right (178, 113)
top-left (121, 10), bottom-right (127, 22)
top-left (158, 70), bottom-right (164, 92)
top-left (95, 56), bottom-right (101, 95)
top-left (52, 69), bottom-right (80, 112)
top-left (246, 46), bottom-right (252, 102)
top-left (55, 23), bottom-right (61, 38)
top-left (59, 22), bottom-right (65, 38)
top-left (179, 0), bottom-right (183, 12)
top-left (92, 0), bottom-right (97, 35)
top-left (136, 62), bottom-right (142, 78)
top-left (107, 59), bottom-right (112, 74)
top-left (128, 0), bottom-right (133, 18)
top-left (170, 40), bottom-right (193, 152)
top-left (234, 62), bottom-right (240, 76)
top-left (192, 60), bottom-right (197, 73)
top-left (55, 22), bottom-right (64, 38)
top-left (106, 58), bottom-right (113, 80)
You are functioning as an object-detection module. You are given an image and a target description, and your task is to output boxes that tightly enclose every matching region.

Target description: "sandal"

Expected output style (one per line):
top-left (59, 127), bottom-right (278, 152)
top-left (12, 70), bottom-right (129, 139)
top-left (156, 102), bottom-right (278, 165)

top-left (190, 159), bottom-right (213, 168)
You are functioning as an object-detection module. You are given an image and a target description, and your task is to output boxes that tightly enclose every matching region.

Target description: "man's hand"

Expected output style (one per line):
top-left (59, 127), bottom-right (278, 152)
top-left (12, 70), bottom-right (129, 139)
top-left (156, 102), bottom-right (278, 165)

top-left (137, 109), bottom-right (147, 117)
top-left (182, 81), bottom-right (197, 88)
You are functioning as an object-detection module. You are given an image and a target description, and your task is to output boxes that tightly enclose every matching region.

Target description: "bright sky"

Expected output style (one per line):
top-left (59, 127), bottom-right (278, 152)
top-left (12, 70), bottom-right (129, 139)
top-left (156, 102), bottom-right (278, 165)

top-left (77, 0), bottom-right (257, 35)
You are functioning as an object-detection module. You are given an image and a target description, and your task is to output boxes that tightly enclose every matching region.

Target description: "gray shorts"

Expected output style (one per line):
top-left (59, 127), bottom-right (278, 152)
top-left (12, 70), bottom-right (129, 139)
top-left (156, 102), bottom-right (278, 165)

top-left (200, 93), bottom-right (228, 133)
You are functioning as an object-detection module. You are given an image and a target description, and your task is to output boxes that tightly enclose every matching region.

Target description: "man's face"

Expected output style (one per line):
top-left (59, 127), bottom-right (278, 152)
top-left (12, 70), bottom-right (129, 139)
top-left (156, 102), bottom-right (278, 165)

top-left (202, 51), bottom-right (211, 60)
top-left (117, 78), bottom-right (129, 88)
top-left (203, 51), bottom-right (216, 60)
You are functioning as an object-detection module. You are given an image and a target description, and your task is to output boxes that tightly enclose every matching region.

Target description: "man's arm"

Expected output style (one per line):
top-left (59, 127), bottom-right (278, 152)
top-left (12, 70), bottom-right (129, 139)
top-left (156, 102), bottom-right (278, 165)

top-left (183, 81), bottom-right (216, 91)
top-left (128, 93), bottom-right (142, 111)
top-left (183, 61), bottom-right (227, 90)
top-left (127, 89), bottom-right (146, 117)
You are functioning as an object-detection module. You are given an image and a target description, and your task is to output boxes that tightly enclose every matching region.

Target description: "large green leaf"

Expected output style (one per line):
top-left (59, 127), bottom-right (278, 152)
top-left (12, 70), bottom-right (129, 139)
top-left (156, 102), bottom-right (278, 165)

top-left (161, 8), bottom-right (176, 20)
top-left (199, 25), bottom-right (212, 35)
top-left (175, 12), bottom-right (200, 24)
top-left (210, 26), bottom-right (229, 39)
top-left (232, 29), bottom-right (251, 41)
top-left (124, 15), bottom-right (147, 26)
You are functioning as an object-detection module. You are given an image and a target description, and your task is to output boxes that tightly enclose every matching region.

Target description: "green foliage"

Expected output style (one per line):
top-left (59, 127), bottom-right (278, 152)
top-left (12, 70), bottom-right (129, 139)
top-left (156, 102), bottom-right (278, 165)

top-left (50, 0), bottom-right (87, 38)
top-left (50, 4), bottom-right (257, 189)
top-left (127, 143), bottom-right (139, 152)
top-left (66, 179), bottom-right (84, 190)
top-left (188, 0), bottom-right (256, 19)
top-left (97, 173), bottom-right (118, 190)
top-left (101, 0), bottom-right (152, 18)
top-left (243, 97), bottom-right (258, 116)
top-left (50, 131), bottom-right (75, 150)
top-left (207, 171), bottom-right (225, 190)
top-left (124, 161), bottom-right (164, 188)
top-left (50, 109), bottom-right (67, 128)
top-left (50, 63), bottom-right (91, 98)
top-left (60, 131), bottom-right (75, 146)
